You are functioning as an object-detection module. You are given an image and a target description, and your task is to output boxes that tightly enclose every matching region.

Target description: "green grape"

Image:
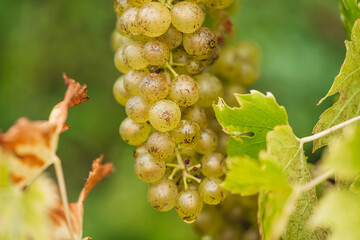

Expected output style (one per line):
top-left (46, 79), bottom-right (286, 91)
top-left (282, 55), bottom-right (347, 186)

top-left (123, 69), bottom-right (149, 96)
top-left (171, 1), bottom-right (204, 34)
top-left (186, 58), bottom-right (203, 75)
top-left (169, 75), bottom-right (199, 107)
top-left (134, 143), bottom-right (148, 159)
top-left (198, 177), bottom-right (227, 205)
top-left (238, 62), bottom-right (259, 87)
top-left (119, 117), bottom-right (151, 146)
top-left (187, 0), bottom-right (208, 4)
top-left (183, 27), bottom-right (217, 60)
top-left (146, 132), bottom-right (175, 160)
top-left (206, 0), bottom-right (234, 9)
top-left (180, 148), bottom-right (197, 158)
top-left (195, 72), bottom-right (223, 107)
top-left (143, 40), bottom-right (169, 66)
top-left (157, 25), bottom-right (183, 49)
top-left (201, 152), bottom-right (226, 177)
top-left (111, 29), bottom-right (133, 52)
top-left (114, 46), bottom-right (131, 73)
top-left (223, 83), bottom-right (246, 107)
top-left (149, 100), bottom-right (181, 132)
top-left (172, 48), bottom-right (189, 74)
top-left (113, 0), bottom-right (132, 16)
top-left (118, 8), bottom-right (141, 36)
top-left (147, 178), bottom-right (178, 212)
top-left (139, 73), bottom-right (170, 103)
top-left (195, 128), bottom-right (218, 154)
top-left (235, 41), bottom-right (261, 64)
top-left (125, 95), bottom-right (150, 123)
top-left (137, 2), bottom-right (171, 37)
top-left (128, 0), bottom-right (151, 7)
top-left (217, 133), bottom-right (229, 155)
top-left (123, 41), bottom-right (149, 70)
top-left (172, 120), bottom-right (201, 149)
top-left (175, 189), bottom-right (203, 223)
top-left (193, 206), bottom-right (223, 236)
top-left (134, 152), bottom-right (166, 183)
top-left (216, 225), bottom-right (241, 240)
top-left (113, 76), bottom-right (131, 106)
top-left (182, 106), bottom-right (207, 129)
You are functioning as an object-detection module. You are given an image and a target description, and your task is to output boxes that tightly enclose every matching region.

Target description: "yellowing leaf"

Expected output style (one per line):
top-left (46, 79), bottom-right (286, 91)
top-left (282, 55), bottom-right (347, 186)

top-left (214, 90), bottom-right (288, 158)
top-left (313, 19), bottom-right (360, 151)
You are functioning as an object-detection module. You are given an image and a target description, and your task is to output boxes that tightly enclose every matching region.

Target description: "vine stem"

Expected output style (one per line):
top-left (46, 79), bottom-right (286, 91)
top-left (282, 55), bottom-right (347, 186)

top-left (165, 61), bottom-right (179, 77)
top-left (297, 169), bottom-right (334, 193)
top-left (299, 115), bottom-right (360, 144)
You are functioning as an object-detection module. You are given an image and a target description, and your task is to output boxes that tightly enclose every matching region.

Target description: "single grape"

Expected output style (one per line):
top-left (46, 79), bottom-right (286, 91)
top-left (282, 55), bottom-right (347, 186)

top-left (193, 206), bottom-right (223, 236)
top-left (125, 95), bottom-right (150, 123)
top-left (146, 132), bottom-right (175, 160)
top-left (147, 178), bottom-right (178, 212)
top-left (114, 46), bottom-right (131, 73)
top-left (223, 83), bottom-right (246, 107)
top-left (111, 29), bottom-right (133, 52)
top-left (195, 72), bottom-right (223, 107)
top-left (171, 1), bottom-right (204, 34)
top-left (128, 0), bottom-right (151, 7)
top-left (172, 48), bottom-right (189, 74)
top-left (186, 58), bottom-right (203, 75)
top-left (235, 41), bottom-right (261, 64)
top-left (137, 2), bottom-right (171, 37)
top-left (149, 100), bottom-right (181, 132)
top-left (217, 133), bottom-right (229, 155)
top-left (139, 73), bottom-right (170, 103)
top-left (134, 143), bottom-right (148, 159)
top-left (198, 177), bottom-right (227, 205)
top-left (182, 106), bottom-right (207, 128)
top-left (238, 62), bottom-right (259, 87)
top-left (113, 76), bottom-right (131, 106)
top-left (123, 69), bottom-right (149, 96)
top-left (119, 117), bottom-right (151, 146)
top-left (175, 189), bottom-right (203, 223)
top-left (134, 152), bottom-right (166, 183)
top-left (123, 41), bottom-right (148, 70)
top-left (113, 0), bottom-right (132, 16)
top-left (183, 27), bottom-right (217, 60)
top-left (169, 75), bottom-right (199, 107)
top-left (206, 0), bottom-right (234, 9)
top-left (157, 25), bottom-right (183, 49)
top-left (118, 8), bottom-right (141, 36)
top-left (201, 152), bottom-right (226, 177)
top-left (172, 120), bottom-right (201, 149)
top-left (195, 128), bottom-right (218, 154)
top-left (143, 40), bottom-right (169, 66)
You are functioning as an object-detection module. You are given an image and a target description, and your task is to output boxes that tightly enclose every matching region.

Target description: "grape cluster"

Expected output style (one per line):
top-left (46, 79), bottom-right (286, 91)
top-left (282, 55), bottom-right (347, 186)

top-left (111, 0), bottom-right (260, 225)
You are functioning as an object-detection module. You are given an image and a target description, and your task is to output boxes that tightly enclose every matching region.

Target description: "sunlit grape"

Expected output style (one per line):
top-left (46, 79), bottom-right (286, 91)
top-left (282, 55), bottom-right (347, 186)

top-left (169, 75), bottom-right (199, 107)
top-left (157, 25), bottom-right (183, 49)
top-left (128, 0), bottom-right (151, 7)
top-left (143, 40), bottom-right (169, 66)
top-left (186, 58), bottom-right (203, 75)
top-left (139, 73), bottom-right (170, 103)
top-left (183, 27), bottom-right (217, 60)
top-left (201, 152), bottom-right (226, 177)
top-left (171, 2), bottom-right (204, 33)
top-left (113, 76), bottom-right (131, 106)
top-left (198, 177), bottom-right (227, 205)
top-left (125, 95), bottom-right (150, 123)
top-left (146, 132), bottom-right (175, 160)
top-left (134, 152), bottom-right (166, 183)
top-left (149, 100), bottom-right (181, 132)
top-left (175, 190), bottom-right (203, 223)
top-left (123, 69), bottom-right (149, 95)
top-left (195, 72), bottom-right (222, 107)
top-left (147, 178), bottom-right (178, 211)
top-left (119, 117), bottom-right (151, 146)
top-left (123, 41), bottom-right (148, 69)
top-left (113, 0), bottom-right (132, 16)
top-left (114, 46), bottom-right (131, 73)
top-left (137, 2), bottom-right (171, 37)
top-left (195, 128), bottom-right (218, 154)
top-left (182, 106), bottom-right (207, 128)
top-left (172, 120), bottom-right (201, 149)
top-left (111, 29), bottom-right (133, 52)
top-left (118, 8), bottom-right (141, 36)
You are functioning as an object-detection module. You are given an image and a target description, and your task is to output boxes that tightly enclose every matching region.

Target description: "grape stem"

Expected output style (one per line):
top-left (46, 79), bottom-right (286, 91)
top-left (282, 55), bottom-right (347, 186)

top-left (184, 172), bottom-right (202, 184)
top-left (187, 164), bottom-right (201, 172)
top-left (299, 115), bottom-right (360, 144)
top-left (297, 169), bottom-right (334, 193)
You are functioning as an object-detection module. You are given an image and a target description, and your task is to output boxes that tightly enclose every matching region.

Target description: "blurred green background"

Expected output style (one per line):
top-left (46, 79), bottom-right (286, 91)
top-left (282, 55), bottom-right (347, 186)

top-left (0, 0), bottom-right (346, 239)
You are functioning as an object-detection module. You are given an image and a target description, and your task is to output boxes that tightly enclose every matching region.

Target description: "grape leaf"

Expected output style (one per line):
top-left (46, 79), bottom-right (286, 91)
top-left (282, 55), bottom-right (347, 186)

top-left (340, 0), bottom-right (360, 39)
top-left (311, 190), bottom-right (360, 240)
top-left (322, 125), bottom-right (360, 179)
top-left (213, 90), bottom-right (288, 158)
top-left (313, 19), bottom-right (360, 151)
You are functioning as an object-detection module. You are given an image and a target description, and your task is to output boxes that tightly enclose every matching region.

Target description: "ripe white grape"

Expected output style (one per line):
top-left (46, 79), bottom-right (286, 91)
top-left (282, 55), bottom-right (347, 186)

top-left (146, 132), bottom-right (175, 160)
top-left (113, 76), bottom-right (131, 106)
top-left (206, 0), bottom-right (234, 9)
top-left (157, 25), bottom-right (183, 49)
top-left (125, 95), bottom-right (150, 123)
top-left (187, 0), bottom-right (208, 4)
top-left (149, 100), bottom-right (181, 132)
top-left (172, 120), bottom-right (201, 149)
top-left (134, 143), bottom-right (148, 159)
top-left (137, 2), bottom-right (171, 37)
top-left (118, 8), bottom-right (141, 36)
top-left (128, 0), bottom-right (151, 7)
top-left (143, 40), bottom-right (169, 66)
top-left (172, 48), bottom-right (189, 74)
top-left (113, 0), bottom-right (132, 16)
top-left (114, 46), bottom-right (131, 73)
top-left (195, 72), bottom-right (223, 107)
top-left (111, 29), bottom-right (133, 52)
top-left (201, 152), bottom-right (226, 177)
top-left (186, 58), bottom-right (203, 74)
top-left (139, 73), bottom-right (170, 103)
top-left (123, 69), bottom-right (149, 95)
top-left (169, 75), bottom-right (199, 107)
top-left (183, 27), bottom-right (217, 60)
top-left (123, 41), bottom-right (149, 70)
top-left (175, 189), bottom-right (203, 223)
top-left (198, 177), bottom-right (227, 205)
top-left (119, 117), bottom-right (151, 146)
top-left (134, 152), bottom-right (166, 183)
top-left (147, 178), bottom-right (178, 212)
top-left (196, 128), bottom-right (218, 154)
top-left (182, 106), bottom-right (207, 128)
top-left (171, 2), bottom-right (204, 34)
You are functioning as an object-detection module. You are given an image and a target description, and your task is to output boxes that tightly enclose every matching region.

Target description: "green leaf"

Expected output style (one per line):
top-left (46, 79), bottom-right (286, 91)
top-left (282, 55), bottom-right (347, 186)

top-left (259, 125), bottom-right (324, 240)
top-left (340, 0), bottom-right (360, 39)
top-left (313, 19), bottom-right (360, 151)
top-left (214, 90), bottom-right (288, 158)
top-left (350, 175), bottom-right (360, 194)
top-left (311, 190), bottom-right (360, 240)
top-left (322, 125), bottom-right (360, 180)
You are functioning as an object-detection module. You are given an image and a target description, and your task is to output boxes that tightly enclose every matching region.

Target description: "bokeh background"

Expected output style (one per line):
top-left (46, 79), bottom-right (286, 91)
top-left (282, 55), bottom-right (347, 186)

top-left (0, 0), bottom-right (346, 239)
